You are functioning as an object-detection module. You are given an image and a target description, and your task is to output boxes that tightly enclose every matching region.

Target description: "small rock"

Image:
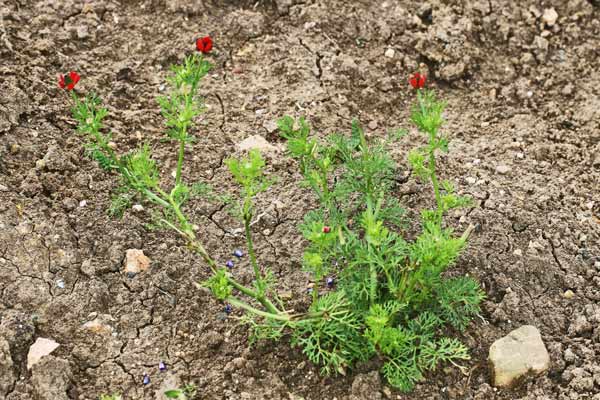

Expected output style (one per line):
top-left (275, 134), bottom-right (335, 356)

top-left (278, 290), bottom-right (293, 300)
top-left (541, 8), bottom-right (558, 27)
top-left (563, 290), bottom-right (575, 299)
top-left (0, 184), bottom-right (8, 192)
top-left (132, 204), bottom-right (144, 212)
top-left (496, 164), bottom-right (511, 174)
top-left (513, 249), bottom-right (523, 256)
top-left (304, 21), bottom-right (316, 30)
top-left (123, 249), bottom-right (150, 276)
top-left (489, 325), bottom-right (550, 388)
top-left (564, 348), bottom-right (578, 364)
top-left (367, 120), bottom-right (378, 130)
top-left (465, 176), bottom-right (477, 185)
top-left (27, 338), bottom-right (60, 370)
top-left (236, 135), bottom-right (278, 153)
top-left (76, 25), bottom-right (89, 39)
top-left (384, 48), bottom-right (395, 58)
top-left (79, 200), bottom-right (87, 207)
top-left (562, 83), bottom-right (574, 96)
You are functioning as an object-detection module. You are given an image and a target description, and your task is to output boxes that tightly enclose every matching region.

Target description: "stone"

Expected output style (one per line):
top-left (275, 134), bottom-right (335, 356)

top-left (236, 135), bottom-right (278, 153)
top-left (489, 325), bottom-right (550, 388)
top-left (367, 120), bottom-right (378, 130)
top-left (76, 25), bottom-right (89, 39)
top-left (27, 338), bottom-right (60, 370)
top-left (384, 48), bottom-right (395, 58)
top-left (31, 356), bottom-right (71, 400)
top-left (563, 289), bottom-right (575, 299)
top-left (0, 338), bottom-right (14, 396)
top-left (123, 249), bottom-right (150, 276)
top-left (132, 204), bottom-right (144, 212)
top-left (541, 8), bottom-right (558, 27)
top-left (496, 164), bottom-right (511, 174)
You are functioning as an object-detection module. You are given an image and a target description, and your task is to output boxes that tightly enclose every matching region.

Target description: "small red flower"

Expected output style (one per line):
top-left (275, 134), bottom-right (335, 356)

top-left (196, 36), bottom-right (213, 54)
top-left (58, 71), bottom-right (80, 90)
top-left (322, 226), bottom-right (331, 233)
top-left (409, 72), bottom-right (426, 89)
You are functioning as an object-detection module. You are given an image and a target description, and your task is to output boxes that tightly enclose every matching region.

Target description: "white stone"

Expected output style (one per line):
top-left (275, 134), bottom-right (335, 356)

top-left (496, 165), bottom-right (511, 174)
top-left (541, 8), bottom-right (558, 27)
top-left (384, 48), bottom-right (395, 58)
top-left (489, 325), bottom-right (550, 388)
top-left (27, 338), bottom-right (60, 370)
top-left (132, 204), bottom-right (144, 212)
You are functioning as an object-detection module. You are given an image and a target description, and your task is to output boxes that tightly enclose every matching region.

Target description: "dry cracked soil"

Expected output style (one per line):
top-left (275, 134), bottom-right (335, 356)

top-left (0, 0), bottom-right (599, 399)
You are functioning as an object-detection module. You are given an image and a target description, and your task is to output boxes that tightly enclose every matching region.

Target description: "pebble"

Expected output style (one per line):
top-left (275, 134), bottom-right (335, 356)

top-left (513, 249), bottom-right (523, 256)
top-left (384, 48), bottom-right (395, 58)
top-left (79, 200), bottom-right (87, 207)
top-left (55, 279), bottom-right (65, 289)
top-left (76, 25), bottom-right (89, 39)
top-left (541, 8), bottom-right (558, 27)
top-left (0, 184), bottom-right (8, 192)
top-left (27, 338), bottom-right (60, 370)
top-left (496, 164), bottom-right (511, 174)
top-left (563, 290), bottom-right (575, 299)
top-left (465, 176), bottom-right (477, 185)
top-left (132, 204), bottom-right (144, 212)
top-left (367, 120), bottom-right (378, 130)
top-left (489, 325), bottom-right (550, 388)
top-left (123, 249), bottom-right (150, 276)
top-left (304, 21), bottom-right (316, 30)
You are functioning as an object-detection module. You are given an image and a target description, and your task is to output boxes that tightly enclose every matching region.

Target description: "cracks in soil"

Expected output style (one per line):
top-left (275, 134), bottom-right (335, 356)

top-left (213, 93), bottom-right (227, 133)
top-left (542, 231), bottom-right (565, 272)
top-left (298, 38), bottom-right (324, 86)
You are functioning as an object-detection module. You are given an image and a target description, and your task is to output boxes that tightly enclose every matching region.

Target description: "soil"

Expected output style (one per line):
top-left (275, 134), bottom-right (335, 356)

top-left (1, 0), bottom-right (599, 399)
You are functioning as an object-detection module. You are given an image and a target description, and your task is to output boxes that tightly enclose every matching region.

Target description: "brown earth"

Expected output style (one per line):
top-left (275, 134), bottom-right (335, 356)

top-left (1, 0), bottom-right (599, 399)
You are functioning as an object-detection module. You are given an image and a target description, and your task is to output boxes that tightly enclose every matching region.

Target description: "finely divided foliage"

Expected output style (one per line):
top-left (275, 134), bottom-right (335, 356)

top-left (68, 51), bottom-right (484, 392)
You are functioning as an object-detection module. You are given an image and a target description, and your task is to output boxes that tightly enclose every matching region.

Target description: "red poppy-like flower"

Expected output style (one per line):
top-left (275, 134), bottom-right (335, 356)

top-left (58, 71), bottom-right (80, 90)
top-left (322, 226), bottom-right (331, 233)
top-left (196, 36), bottom-right (213, 54)
top-left (409, 72), bottom-right (426, 89)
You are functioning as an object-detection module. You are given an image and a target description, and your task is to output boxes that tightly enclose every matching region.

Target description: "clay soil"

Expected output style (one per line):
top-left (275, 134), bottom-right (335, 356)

top-left (1, 0), bottom-right (600, 399)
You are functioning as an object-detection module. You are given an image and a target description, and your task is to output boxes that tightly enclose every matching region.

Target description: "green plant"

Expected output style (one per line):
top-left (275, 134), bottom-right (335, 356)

top-left (165, 383), bottom-right (198, 399)
top-left (66, 49), bottom-right (484, 392)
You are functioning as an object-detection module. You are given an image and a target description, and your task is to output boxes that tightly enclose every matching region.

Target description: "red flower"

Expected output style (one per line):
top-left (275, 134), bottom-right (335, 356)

top-left (58, 71), bottom-right (80, 90)
top-left (409, 72), bottom-right (426, 89)
top-left (322, 226), bottom-right (331, 233)
top-left (196, 36), bottom-right (213, 54)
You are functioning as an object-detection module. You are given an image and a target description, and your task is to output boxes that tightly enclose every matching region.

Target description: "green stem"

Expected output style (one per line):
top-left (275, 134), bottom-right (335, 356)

top-left (175, 138), bottom-right (185, 186)
top-left (227, 297), bottom-right (291, 321)
top-left (428, 148), bottom-right (442, 224)
top-left (244, 213), bottom-right (262, 281)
